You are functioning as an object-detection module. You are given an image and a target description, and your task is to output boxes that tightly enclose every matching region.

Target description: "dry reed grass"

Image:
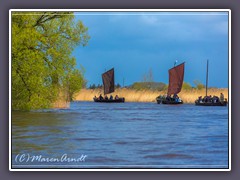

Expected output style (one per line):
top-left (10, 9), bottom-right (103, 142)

top-left (51, 90), bottom-right (70, 109)
top-left (74, 88), bottom-right (228, 104)
top-left (52, 101), bottom-right (70, 109)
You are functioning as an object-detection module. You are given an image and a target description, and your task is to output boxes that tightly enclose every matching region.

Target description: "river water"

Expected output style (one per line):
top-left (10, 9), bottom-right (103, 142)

top-left (11, 101), bottom-right (229, 169)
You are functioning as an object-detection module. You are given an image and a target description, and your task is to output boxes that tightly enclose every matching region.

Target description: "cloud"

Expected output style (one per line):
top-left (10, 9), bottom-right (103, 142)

top-left (74, 11), bottom-right (229, 87)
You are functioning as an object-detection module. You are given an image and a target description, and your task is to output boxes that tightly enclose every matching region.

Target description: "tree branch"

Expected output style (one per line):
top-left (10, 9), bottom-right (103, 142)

top-left (15, 65), bottom-right (32, 102)
top-left (33, 12), bottom-right (71, 28)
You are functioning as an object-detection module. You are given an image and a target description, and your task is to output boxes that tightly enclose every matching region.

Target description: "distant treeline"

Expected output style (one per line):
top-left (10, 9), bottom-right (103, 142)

top-left (130, 82), bottom-right (166, 91)
top-left (89, 83), bottom-right (121, 89)
top-left (87, 80), bottom-right (207, 91)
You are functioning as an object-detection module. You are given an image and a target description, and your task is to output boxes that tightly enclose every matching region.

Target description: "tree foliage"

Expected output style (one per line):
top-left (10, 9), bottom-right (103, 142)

top-left (182, 82), bottom-right (192, 90)
top-left (131, 82), bottom-right (166, 91)
top-left (64, 69), bottom-right (85, 101)
top-left (115, 83), bottom-right (121, 89)
top-left (12, 12), bottom-right (90, 110)
top-left (88, 83), bottom-right (121, 89)
top-left (193, 80), bottom-right (205, 90)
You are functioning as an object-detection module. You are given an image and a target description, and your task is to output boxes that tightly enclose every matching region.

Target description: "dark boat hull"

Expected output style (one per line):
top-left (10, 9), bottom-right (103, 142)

top-left (161, 100), bottom-right (183, 105)
top-left (195, 101), bottom-right (227, 106)
top-left (156, 98), bottom-right (183, 105)
top-left (93, 98), bottom-right (125, 103)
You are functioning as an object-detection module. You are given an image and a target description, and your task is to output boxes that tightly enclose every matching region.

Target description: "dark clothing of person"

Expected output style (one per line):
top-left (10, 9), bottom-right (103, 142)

top-left (99, 95), bottom-right (103, 100)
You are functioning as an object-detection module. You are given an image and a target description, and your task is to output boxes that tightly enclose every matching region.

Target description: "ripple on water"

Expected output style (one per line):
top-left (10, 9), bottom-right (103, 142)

top-left (11, 102), bottom-right (229, 168)
top-left (144, 153), bottom-right (195, 160)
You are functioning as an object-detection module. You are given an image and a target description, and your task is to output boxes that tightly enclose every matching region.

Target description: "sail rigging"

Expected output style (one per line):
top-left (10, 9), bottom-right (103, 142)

top-left (167, 62), bottom-right (185, 96)
top-left (195, 60), bottom-right (227, 106)
top-left (102, 68), bottom-right (114, 95)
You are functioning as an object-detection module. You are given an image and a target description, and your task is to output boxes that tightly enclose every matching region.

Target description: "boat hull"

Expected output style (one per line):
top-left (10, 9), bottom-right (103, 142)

top-left (195, 100), bottom-right (227, 106)
top-left (156, 98), bottom-right (183, 105)
top-left (93, 98), bottom-right (125, 103)
top-left (162, 100), bottom-right (183, 105)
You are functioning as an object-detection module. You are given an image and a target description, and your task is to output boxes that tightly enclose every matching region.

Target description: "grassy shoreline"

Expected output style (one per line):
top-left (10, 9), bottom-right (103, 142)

top-left (74, 88), bottom-right (228, 104)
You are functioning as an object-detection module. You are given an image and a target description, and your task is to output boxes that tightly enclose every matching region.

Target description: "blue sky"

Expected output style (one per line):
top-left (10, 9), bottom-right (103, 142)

top-left (73, 11), bottom-right (229, 88)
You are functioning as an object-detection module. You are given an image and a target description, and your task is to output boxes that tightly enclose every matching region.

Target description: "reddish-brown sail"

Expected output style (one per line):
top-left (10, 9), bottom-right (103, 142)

top-left (167, 63), bottom-right (185, 96)
top-left (102, 68), bottom-right (115, 95)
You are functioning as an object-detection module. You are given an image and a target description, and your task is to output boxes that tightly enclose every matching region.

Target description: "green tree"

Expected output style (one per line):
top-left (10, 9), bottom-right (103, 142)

top-left (131, 82), bottom-right (166, 91)
top-left (182, 82), bottom-right (192, 90)
top-left (132, 82), bottom-right (143, 90)
top-left (89, 84), bottom-right (96, 89)
top-left (64, 69), bottom-right (85, 101)
top-left (194, 80), bottom-right (205, 90)
top-left (115, 83), bottom-right (121, 89)
top-left (12, 12), bottom-right (90, 110)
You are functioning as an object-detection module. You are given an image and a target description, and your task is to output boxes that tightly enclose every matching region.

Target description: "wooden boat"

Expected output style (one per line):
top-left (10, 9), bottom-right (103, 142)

top-left (156, 62), bottom-right (185, 105)
top-left (93, 98), bottom-right (125, 103)
top-left (194, 60), bottom-right (227, 106)
top-left (93, 68), bottom-right (125, 103)
top-left (162, 98), bottom-right (183, 105)
top-left (195, 100), bottom-right (227, 106)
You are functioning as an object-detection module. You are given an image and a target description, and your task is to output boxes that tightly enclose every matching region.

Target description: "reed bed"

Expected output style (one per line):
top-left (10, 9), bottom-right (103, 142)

top-left (178, 88), bottom-right (228, 103)
top-left (52, 101), bottom-right (70, 109)
top-left (51, 91), bottom-right (70, 109)
top-left (74, 88), bottom-right (228, 104)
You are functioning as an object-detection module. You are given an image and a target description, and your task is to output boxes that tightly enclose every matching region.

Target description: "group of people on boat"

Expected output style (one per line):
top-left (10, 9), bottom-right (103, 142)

top-left (196, 93), bottom-right (225, 103)
top-left (157, 93), bottom-right (182, 103)
top-left (94, 94), bottom-right (119, 101)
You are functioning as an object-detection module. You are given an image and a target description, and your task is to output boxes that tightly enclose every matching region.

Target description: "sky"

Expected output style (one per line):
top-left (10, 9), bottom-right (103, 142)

top-left (73, 11), bottom-right (229, 88)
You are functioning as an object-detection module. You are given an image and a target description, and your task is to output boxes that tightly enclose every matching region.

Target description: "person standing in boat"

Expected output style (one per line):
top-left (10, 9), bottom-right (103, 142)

top-left (213, 95), bottom-right (217, 103)
top-left (99, 94), bottom-right (103, 100)
top-left (198, 96), bottom-right (203, 103)
top-left (166, 95), bottom-right (171, 101)
top-left (173, 94), bottom-right (179, 101)
top-left (115, 95), bottom-right (119, 100)
top-left (220, 93), bottom-right (224, 102)
top-left (104, 95), bottom-right (108, 100)
top-left (204, 95), bottom-right (211, 102)
top-left (110, 95), bottom-right (113, 100)
top-left (209, 95), bottom-right (212, 102)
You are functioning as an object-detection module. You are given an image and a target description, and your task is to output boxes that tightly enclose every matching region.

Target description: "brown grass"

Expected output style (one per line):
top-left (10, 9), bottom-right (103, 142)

top-left (51, 101), bottom-right (70, 109)
top-left (74, 88), bottom-right (228, 104)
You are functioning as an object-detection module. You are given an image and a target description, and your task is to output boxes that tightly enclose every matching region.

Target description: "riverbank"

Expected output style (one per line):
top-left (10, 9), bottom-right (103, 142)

top-left (74, 88), bottom-right (228, 103)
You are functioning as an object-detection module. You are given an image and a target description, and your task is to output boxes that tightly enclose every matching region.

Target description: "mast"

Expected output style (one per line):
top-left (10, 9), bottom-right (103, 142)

top-left (205, 60), bottom-right (209, 97)
top-left (174, 60), bottom-right (177, 67)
